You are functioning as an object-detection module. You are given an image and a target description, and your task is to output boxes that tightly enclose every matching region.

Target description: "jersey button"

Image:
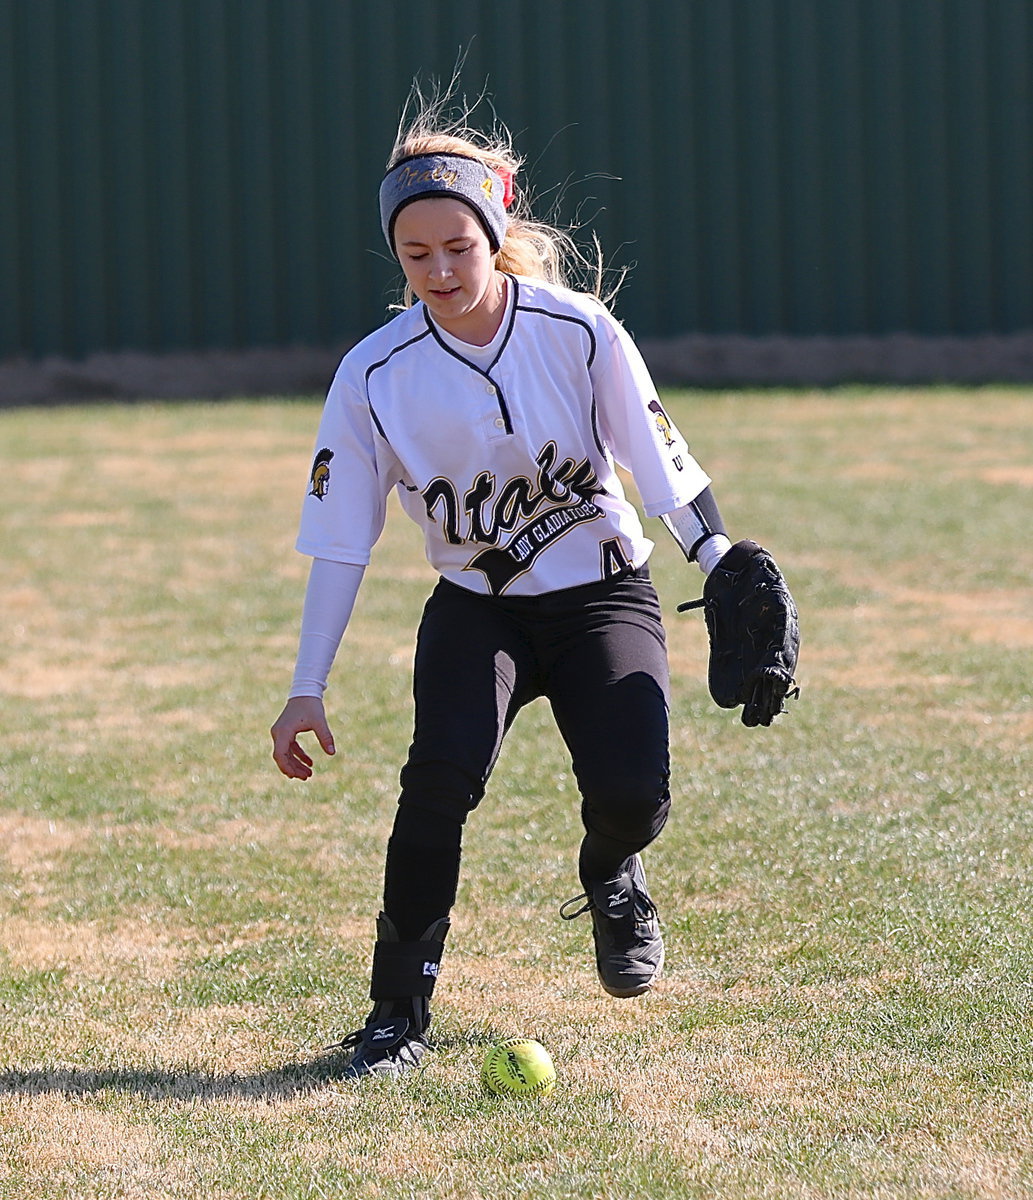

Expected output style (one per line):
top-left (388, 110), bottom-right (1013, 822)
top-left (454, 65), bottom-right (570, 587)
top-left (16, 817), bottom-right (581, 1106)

top-left (494, 417), bottom-right (506, 428)
top-left (485, 383), bottom-right (496, 394)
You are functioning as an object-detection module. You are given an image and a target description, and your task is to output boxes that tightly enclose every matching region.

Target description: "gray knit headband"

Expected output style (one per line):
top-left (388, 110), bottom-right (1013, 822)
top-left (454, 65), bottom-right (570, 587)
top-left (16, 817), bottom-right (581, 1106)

top-left (379, 153), bottom-right (511, 255)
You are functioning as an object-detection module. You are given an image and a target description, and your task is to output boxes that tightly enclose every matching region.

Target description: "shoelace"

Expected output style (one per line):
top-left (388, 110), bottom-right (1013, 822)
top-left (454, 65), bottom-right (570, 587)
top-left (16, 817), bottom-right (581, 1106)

top-left (324, 1028), bottom-right (363, 1052)
top-left (324, 1013), bottom-right (431, 1055)
top-left (559, 893), bottom-right (592, 921)
top-left (559, 891), bottom-right (658, 923)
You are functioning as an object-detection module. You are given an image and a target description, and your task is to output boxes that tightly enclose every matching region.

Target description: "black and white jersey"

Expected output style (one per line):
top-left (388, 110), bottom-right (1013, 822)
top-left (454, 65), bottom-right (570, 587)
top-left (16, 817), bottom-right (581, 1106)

top-left (297, 275), bottom-right (710, 596)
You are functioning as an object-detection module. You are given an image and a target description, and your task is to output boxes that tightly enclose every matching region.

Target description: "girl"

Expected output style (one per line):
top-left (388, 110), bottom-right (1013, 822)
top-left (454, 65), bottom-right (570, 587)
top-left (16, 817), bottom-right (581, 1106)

top-left (270, 98), bottom-right (734, 1079)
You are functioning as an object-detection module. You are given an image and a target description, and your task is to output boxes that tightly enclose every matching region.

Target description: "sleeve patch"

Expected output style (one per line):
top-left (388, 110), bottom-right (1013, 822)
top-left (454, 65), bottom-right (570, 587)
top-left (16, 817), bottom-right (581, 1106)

top-left (309, 448), bottom-right (335, 500)
top-left (647, 398), bottom-right (675, 447)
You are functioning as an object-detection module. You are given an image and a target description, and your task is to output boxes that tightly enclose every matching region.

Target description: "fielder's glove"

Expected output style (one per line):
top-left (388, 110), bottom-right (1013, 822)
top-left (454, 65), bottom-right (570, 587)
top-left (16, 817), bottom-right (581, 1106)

top-left (679, 539), bottom-right (800, 727)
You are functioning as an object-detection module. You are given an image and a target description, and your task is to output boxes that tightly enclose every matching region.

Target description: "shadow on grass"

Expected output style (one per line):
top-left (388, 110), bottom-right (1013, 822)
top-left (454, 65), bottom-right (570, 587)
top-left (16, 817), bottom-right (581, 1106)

top-left (0, 1026), bottom-right (505, 1101)
top-left (0, 1054), bottom-right (356, 1101)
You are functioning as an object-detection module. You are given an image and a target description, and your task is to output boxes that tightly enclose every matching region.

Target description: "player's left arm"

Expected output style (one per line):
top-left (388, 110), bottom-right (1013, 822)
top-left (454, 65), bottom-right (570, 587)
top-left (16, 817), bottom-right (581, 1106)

top-left (587, 310), bottom-right (800, 724)
top-left (588, 311), bottom-right (732, 573)
top-left (588, 309), bottom-right (710, 518)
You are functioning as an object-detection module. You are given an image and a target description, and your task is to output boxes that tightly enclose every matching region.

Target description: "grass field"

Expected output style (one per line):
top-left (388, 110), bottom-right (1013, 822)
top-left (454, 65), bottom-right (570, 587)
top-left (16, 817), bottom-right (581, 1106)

top-left (1, 387), bottom-right (1030, 1199)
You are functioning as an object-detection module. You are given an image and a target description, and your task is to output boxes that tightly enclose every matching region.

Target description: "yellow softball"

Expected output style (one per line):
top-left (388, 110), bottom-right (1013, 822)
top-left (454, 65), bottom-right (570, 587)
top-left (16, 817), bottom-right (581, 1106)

top-left (481, 1037), bottom-right (557, 1098)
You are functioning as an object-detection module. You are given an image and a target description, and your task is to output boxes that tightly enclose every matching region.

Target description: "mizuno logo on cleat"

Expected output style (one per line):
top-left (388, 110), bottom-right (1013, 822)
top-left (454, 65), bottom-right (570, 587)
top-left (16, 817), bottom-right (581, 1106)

top-left (606, 890), bottom-right (627, 907)
top-left (370, 1026), bottom-right (395, 1041)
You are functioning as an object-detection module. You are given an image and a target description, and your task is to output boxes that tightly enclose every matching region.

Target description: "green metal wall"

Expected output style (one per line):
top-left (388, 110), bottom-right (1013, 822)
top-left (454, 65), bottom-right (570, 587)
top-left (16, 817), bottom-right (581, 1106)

top-left (3, 0), bottom-right (1032, 360)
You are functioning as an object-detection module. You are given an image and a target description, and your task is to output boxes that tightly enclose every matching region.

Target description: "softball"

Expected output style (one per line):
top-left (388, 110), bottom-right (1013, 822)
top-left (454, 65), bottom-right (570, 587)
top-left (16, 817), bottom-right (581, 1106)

top-left (481, 1037), bottom-right (557, 1098)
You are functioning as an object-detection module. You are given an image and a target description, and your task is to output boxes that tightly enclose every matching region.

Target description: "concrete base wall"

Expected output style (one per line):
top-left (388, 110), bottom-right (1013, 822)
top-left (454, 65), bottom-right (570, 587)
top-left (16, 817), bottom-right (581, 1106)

top-left (3, 333), bottom-right (1033, 407)
top-left (639, 332), bottom-right (1033, 387)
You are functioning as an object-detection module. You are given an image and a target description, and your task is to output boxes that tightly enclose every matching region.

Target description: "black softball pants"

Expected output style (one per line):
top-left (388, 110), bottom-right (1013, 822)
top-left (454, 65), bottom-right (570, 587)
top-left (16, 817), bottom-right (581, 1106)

top-left (382, 566), bottom-right (672, 940)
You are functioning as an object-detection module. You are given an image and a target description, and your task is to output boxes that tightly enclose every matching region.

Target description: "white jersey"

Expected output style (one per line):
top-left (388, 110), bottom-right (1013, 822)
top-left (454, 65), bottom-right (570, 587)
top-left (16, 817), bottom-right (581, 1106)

top-left (297, 275), bottom-right (710, 597)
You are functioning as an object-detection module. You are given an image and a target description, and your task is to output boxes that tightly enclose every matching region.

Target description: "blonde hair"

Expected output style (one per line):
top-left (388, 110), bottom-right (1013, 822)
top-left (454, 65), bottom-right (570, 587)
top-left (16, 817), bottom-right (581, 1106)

top-left (386, 85), bottom-right (618, 306)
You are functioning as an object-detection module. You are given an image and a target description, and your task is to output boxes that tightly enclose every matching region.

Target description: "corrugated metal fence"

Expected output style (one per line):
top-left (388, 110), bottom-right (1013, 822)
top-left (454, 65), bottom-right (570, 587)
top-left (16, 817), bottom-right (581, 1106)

top-left (2, 0), bottom-right (1032, 361)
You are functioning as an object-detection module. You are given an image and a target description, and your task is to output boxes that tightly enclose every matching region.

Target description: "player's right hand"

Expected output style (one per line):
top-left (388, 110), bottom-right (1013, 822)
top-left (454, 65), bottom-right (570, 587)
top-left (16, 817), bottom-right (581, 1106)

top-left (270, 696), bottom-right (336, 779)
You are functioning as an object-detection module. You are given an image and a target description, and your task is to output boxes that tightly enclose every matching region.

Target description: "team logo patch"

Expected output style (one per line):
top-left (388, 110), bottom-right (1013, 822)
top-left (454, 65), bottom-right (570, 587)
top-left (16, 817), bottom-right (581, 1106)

top-left (309, 448), bottom-right (334, 500)
top-left (648, 399), bottom-right (675, 447)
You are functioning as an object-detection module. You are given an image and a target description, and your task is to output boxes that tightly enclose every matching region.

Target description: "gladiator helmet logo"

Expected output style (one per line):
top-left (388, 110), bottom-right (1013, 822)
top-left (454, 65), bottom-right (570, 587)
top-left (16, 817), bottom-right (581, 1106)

top-left (648, 399), bottom-right (675, 448)
top-left (309, 447), bottom-right (334, 501)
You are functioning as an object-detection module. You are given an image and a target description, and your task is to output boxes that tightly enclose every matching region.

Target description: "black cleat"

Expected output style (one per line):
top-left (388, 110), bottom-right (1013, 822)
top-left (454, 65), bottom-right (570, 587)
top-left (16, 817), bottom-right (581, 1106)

top-left (561, 855), bottom-right (664, 997)
top-left (325, 912), bottom-right (449, 1081)
top-left (330, 1014), bottom-right (430, 1080)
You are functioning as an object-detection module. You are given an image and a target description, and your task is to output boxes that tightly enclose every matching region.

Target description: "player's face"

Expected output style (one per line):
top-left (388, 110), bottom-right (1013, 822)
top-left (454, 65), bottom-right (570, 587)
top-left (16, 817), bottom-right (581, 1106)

top-left (394, 198), bottom-right (504, 345)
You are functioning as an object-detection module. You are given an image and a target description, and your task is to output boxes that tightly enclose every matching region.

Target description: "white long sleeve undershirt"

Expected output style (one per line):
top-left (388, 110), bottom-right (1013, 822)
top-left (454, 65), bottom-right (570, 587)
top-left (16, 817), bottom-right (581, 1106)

top-left (287, 558), bottom-right (366, 699)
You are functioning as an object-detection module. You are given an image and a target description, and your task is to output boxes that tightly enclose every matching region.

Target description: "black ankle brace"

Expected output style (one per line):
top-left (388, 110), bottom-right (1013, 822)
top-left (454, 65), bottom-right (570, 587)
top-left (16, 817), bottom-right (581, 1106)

top-left (366, 913), bottom-right (450, 1033)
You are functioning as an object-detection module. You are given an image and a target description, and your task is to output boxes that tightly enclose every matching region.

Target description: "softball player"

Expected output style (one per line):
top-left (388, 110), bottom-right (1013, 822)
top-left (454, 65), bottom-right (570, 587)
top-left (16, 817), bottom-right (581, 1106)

top-left (270, 105), bottom-right (733, 1080)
